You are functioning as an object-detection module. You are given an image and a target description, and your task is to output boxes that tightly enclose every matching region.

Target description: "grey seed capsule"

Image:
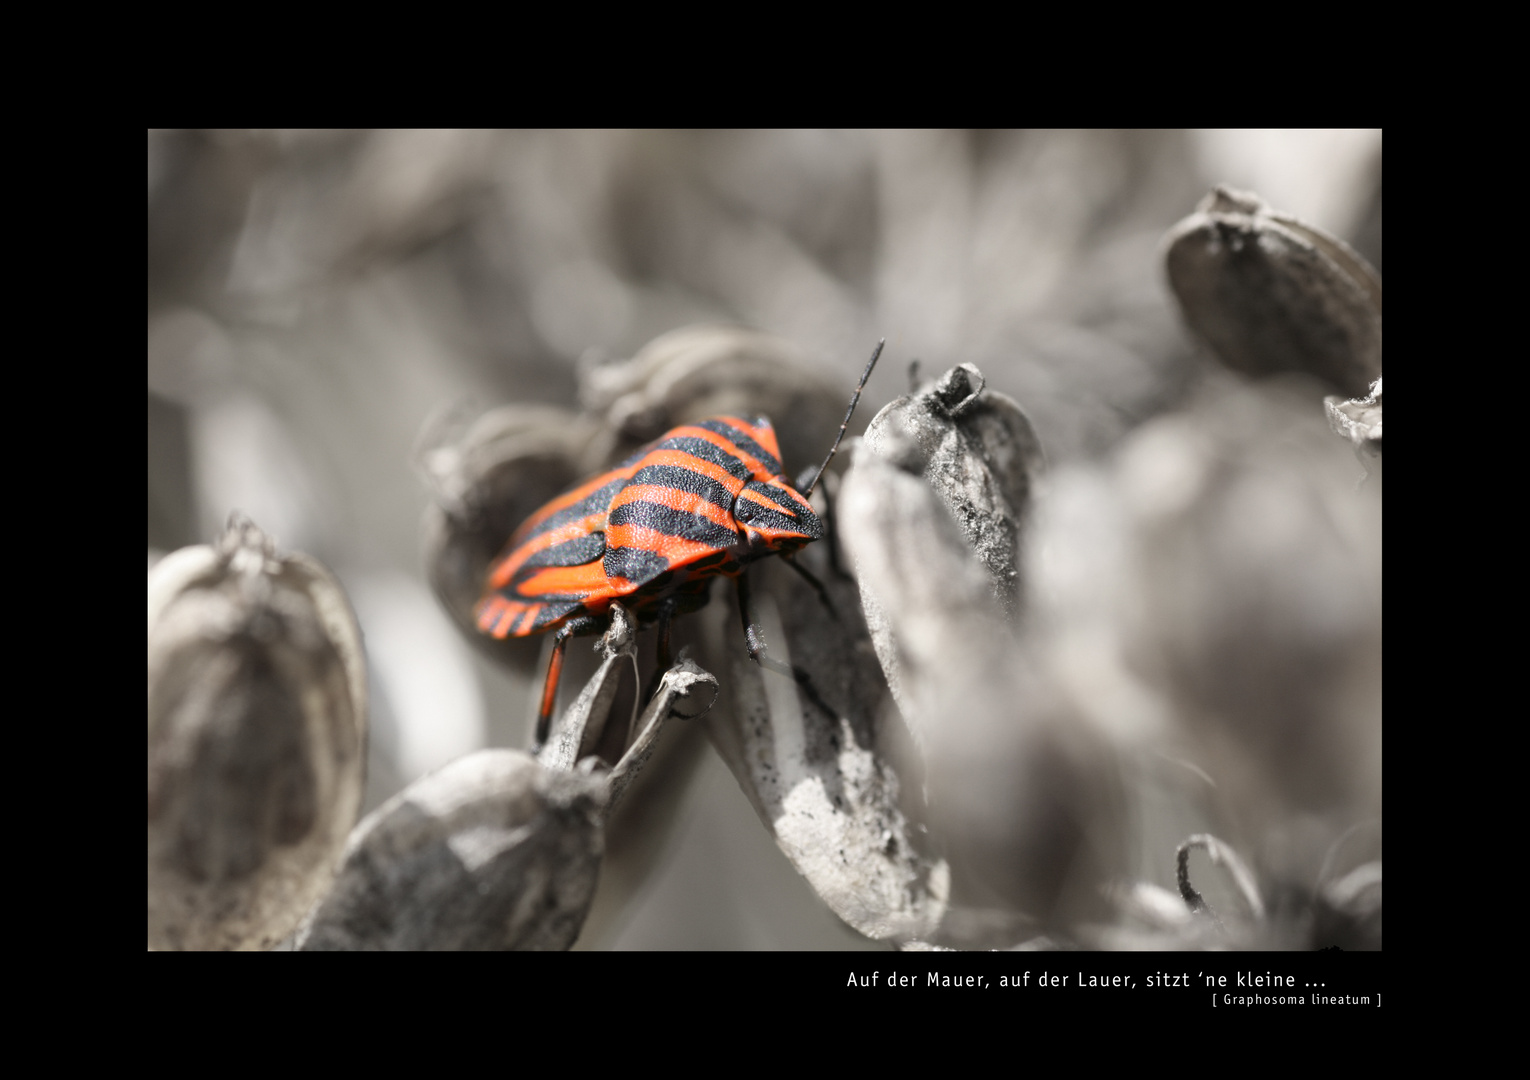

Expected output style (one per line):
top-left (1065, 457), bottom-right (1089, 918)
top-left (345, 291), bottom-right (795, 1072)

top-left (702, 563), bottom-right (951, 943)
top-left (1164, 186), bottom-right (1382, 398)
top-left (148, 515), bottom-right (367, 950)
top-left (861, 363), bottom-right (1044, 621)
top-left (1037, 381), bottom-right (1382, 841)
top-left (297, 749), bottom-right (607, 951)
top-left (841, 439), bottom-right (1121, 939)
top-left (577, 324), bottom-right (846, 467)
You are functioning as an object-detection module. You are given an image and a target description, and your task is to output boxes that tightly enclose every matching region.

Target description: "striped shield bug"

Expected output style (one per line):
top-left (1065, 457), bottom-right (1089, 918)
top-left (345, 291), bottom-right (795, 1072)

top-left (475, 340), bottom-right (884, 747)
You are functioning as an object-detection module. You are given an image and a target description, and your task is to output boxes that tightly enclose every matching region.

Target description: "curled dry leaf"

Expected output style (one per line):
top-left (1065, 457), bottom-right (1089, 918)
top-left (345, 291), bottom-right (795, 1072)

top-left (147, 514), bottom-right (367, 950)
top-left (606, 657), bottom-right (718, 814)
top-left (1175, 832), bottom-right (1266, 929)
top-left (537, 602), bottom-right (642, 773)
top-left (1313, 860), bottom-right (1382, 951)
top-left (1326, 374), bottom-right (1382, 455)
top-left (1164, 185), bottom-right (1382, 397)
top-left (298, 749), bottom-right (606, 951)
top-left (532, 598), bottom-right (718, 819)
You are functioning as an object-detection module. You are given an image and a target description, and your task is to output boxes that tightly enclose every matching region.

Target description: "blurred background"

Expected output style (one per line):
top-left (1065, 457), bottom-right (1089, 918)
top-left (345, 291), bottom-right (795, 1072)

top-left (147, 129), bottom-right (1382, 949)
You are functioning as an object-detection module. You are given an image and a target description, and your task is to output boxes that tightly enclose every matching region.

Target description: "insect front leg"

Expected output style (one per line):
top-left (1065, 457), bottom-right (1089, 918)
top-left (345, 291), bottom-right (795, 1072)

top-left (638, 596), bottom-right (680, 712)
top-left (536, 614), bottom-right (606, 750)
top-left (734, 572), bottom-right (837, 719)
top-left (782, 554), bottom-right (839, 620)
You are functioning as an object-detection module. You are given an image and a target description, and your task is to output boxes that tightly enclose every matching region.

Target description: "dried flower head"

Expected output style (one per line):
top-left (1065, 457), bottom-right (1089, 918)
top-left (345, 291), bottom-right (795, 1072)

top-left (1164, 185), bottom-right (1382, 398)
top-left (147, 514), bottom-right (367, 950)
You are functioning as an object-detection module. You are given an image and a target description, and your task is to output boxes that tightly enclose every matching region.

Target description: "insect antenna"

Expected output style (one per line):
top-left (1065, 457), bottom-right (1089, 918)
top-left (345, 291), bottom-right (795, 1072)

top-left (801, 338), bottom-right (884, 499)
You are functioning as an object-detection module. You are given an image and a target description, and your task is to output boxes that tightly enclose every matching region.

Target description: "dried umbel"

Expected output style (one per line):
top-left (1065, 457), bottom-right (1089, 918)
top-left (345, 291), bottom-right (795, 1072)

top-left (147, 515), bottom-right (367, 950)
top-left (1164, 185), bottom-right (1382, 398)
top-left (298, 749), bottom-right (608, 951)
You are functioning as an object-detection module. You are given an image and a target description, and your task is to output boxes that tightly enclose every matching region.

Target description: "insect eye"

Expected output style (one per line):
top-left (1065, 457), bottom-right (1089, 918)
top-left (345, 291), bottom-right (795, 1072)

top-left (737, 503), bottom-right (756, 523)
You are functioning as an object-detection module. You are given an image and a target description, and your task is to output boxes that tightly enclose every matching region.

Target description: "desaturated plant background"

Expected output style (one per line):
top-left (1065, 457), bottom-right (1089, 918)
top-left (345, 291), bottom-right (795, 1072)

top-left (148, 129), bottom-right (1381, 949)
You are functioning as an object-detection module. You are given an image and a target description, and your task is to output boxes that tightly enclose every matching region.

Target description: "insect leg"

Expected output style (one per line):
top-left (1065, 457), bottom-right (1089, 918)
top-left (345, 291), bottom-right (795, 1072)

top-left (735, 573), bottom-right (837, 719)
top-left (536, 615), bottom-right (605, 749)
top-left (640, 596), bottom-right (680, 708)
top-left (782, 554), bottom-right (839, 620)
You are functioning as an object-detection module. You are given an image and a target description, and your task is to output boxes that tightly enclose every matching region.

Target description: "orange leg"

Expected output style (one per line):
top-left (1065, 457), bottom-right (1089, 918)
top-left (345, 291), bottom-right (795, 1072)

top-left (734, 573), bottom-right (837, 719)
top-left (535, 616), bottom-right (604, 749)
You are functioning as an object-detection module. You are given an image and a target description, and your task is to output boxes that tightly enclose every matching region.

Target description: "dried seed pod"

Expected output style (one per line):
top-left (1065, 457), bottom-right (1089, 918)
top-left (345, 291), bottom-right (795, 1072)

top-left (577, 324), bottom-right (846, 467)
top-left (297, 749), bottom-right (607, 951)
top-left (698, 551), bottom-right (951, 943)
top-left (850, 363), bottom-right (1044, 731)
top-left (840, 438), bottom-right (1122, 941)
top-left (861, 363), bottom-right (1044, 621)
top-left (147, 515), bottom-right (367, 950)
top-left (1164, 185), bottom-right (1382, 397)
top-left (841, 427), bottom-right (1005, 739)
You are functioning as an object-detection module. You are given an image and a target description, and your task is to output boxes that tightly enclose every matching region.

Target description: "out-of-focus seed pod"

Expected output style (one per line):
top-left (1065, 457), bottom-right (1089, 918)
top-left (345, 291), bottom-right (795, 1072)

top-left (1164, 185), bottom-right (1382, 398)
top-left (1115, 382), bottom-right (1381, 830)
top-left (1032, 379), bottom-right (1381, 906)
top-left (861, 364), bottom-right (1044, 621)
top-left (418, 404), bottom-right (604, 670)
top-left (297, 749), bottom-right (607, 951)
top-left (1314, 860), bottom-right (1382, 951)
top-left (578, 324), bottom-right (846, 469)
top-left (147, 515), bottom-right (367, 950)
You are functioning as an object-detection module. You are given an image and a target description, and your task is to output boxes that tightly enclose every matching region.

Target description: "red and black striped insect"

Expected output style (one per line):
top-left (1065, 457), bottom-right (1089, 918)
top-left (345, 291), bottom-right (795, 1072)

top-left (475, 340), bottom-right (883, 746)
